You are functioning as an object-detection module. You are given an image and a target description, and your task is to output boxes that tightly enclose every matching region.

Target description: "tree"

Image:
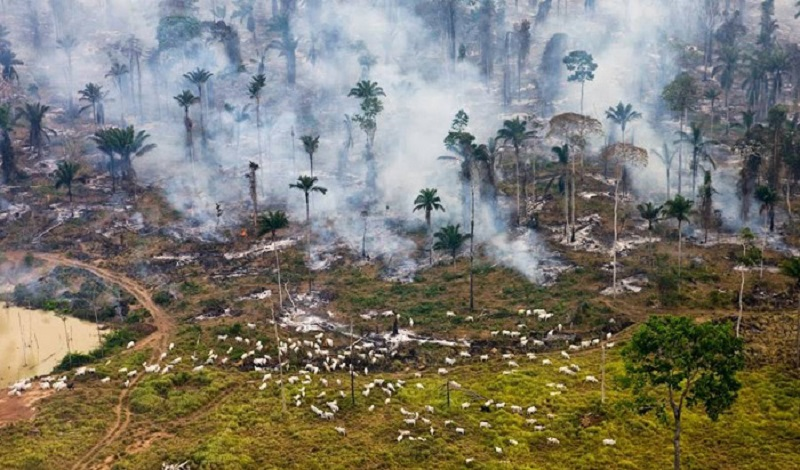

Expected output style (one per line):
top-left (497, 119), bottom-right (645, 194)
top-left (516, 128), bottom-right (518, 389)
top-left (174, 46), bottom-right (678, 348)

top-left (605, 102), bottom-right (642, 144)
top-left (347, 80), bottom-right (385, 150)
top-left (183, 68), bottom-right (213, 146)
top-left (89, 128), bottom-right (118, 191)
top-left (56, 35), bottom-right (78, 106)
top-left (516, 19), bottom-right (531, 98)
top-left (231, 0), bottom-right (257, 40)
top-left (248, 74), bottom-right (266, 167)
top-left (662, 73), bottom-right (700, 195)
top-left (78, 83), bottom-right (107, 126)
top-left (736, 227), bottom-right (757, 337)
top-left (54, 160), bottom-right (80, 214)
top-left (551, 144), bottom-right (571, 237)
top-left (563, 50), bottom-right (598, 117)
top-left (0, 104), bottom-right (19, 184)
top-left (712, 46), bottom-right (739, 135)
top-left (300, 135), bottom-right (319, 176)
top-left (433, 224), bottom-right (471, 267)
top-left (17, 102), bottom-right (55, 158)
top-left (290, 175), bottom-right (327, 225)
top-left (0, 48), bottom-right (23, 82)
top-left (90, 126), bottom-right (155, 184)
top-left (755, 185), bottom-right (778, 232)
top-left (258, 210), bottom-right (289, 240)
top-left (268, 14), bottom-right (299, 86)
top-left (413, 188), bottom-right (446, 231)
top-left (697, 170), bottom-right (717, 243)
top-left (174, 90), bottom-right (199, 162)
top-left (496, 117), bottom-right (539, 225)
top-left (105, 61), bottom-right (129, 113)
top-left (246, 161), bottom-right (259, 230)
top-left (663, 194), bottom-right (694, 281)
top-left (638, 201), bottom-right (662, 265)
top-left (676, 122), bottom-right (717, 196)
top-left (653, 143), bottom-right (676, 199)
top-left (704, 87), bottom-right (721, 135)
top-left (624, 316), bottom-right (744, 470)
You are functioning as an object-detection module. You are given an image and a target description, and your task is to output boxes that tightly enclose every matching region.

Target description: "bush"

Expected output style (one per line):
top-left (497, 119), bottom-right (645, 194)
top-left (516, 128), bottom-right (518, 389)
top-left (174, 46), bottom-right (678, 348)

top-left (153, 290), bottom-right (173, 306)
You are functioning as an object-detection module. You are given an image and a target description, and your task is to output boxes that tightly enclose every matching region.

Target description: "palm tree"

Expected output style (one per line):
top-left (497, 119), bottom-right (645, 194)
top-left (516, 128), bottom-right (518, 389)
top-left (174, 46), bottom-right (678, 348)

top-left (713, 45), bottom-right (739, 135)
top-left (183, 68), bottom-right (213, 144)
top-left (0, 104), bottom-right (19, 184)
top-left (54, 160), bottom-right (80, 214)
top-left (78, 83), bottom-right (106, 126)
top-left (704, 87), bottom-right (721, 135)
top-left (604, 102), bottom-right (642, 144)
top-left (413, 188), bottom-right (446, 230)
top-left (676, 122), bottom-right (717, 196)
top-left (248, 74), bottom-right (266, 165)
top-left (433, 224), bottom-right (471, 267)
top-left (91, 126), bottom-right (155, 184)
top-left (347, 80), bottom-right (386, 100)
top-left (17, 102), bottom-right (55, 158)
top-left (290, 175), bottom-right (328, 225)
top-left (653, 143), bottom-right (676, 199)
top-left (174, 90), bottom-right (199, 161)
top-left (300, 135), bottom-right (320, 176)
top-left (0, 48), bottom-right (23, 82)
top-left (496, 117), bottom-right (538, 225)
top-left (258, 210), bottom-right (290, 240)
top-left (268, 14), bottom-right (299, 86)
top-left (89, 128), bottom-right (118, 191)
top-left (756, 185), bottom-right (778, 232)
top-left (551, 144), bottom-right (571, 237)
top-left (780, 256), bottom-right (800, 364)
top-left (638, 201), bottom-right (662, 265)
top-left (663, 194), bottom-right (694, 281)
top-left (56, 35), bottom-right (78, 106)
top-left (105, 62), bottom-right (129, 113)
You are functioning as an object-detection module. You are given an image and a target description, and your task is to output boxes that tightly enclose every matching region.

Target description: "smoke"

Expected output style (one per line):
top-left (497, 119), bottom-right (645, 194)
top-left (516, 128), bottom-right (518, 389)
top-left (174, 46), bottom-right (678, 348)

top-left (2, 0), bottom-right (761, 282)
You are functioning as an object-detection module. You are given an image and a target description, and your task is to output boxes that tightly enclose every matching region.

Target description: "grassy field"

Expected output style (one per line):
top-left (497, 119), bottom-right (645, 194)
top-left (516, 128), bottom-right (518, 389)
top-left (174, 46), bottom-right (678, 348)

top-left (0, 318), bottom-right (799, 470)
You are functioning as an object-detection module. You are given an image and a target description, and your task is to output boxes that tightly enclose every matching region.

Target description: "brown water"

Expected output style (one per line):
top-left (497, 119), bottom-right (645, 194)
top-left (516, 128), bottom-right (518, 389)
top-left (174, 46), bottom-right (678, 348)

top-left (0, 306), bottom-right (102, 387)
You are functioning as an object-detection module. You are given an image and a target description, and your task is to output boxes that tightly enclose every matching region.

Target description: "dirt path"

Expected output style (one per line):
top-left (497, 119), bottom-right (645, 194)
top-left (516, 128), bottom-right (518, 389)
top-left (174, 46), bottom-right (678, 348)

top-left (26, 253), bottom-right (175, 470)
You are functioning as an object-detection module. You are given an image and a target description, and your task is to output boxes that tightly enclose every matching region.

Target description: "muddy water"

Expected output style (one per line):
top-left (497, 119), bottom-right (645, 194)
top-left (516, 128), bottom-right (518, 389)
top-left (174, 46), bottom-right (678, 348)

top-left (0, 306), bottom-right (102, 387)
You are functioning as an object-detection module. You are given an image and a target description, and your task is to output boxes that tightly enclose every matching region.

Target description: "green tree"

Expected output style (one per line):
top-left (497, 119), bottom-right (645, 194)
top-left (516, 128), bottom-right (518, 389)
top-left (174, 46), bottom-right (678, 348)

top-left (290, 175), bottom-right (327, 225)
top-left (183, 68), bottom-right (213, 145)
top-left (174, 90), bottom-right (199, 162)
top-left (433, 224), bottom-right (471, 267)
top-left (623, 316), bottom-right (744, 470)
top-left (54, 160), bottom-right (80, 209)
top-left (697, 170), bottom-right (717, 243)
top-left (496, 116), bottom-right (539, 225)
top-left (78, 83), bottom-right (107, 126)
top-left (347, 80), bottom-right (386, 150)
top-left (231, 0), bottom-right (257, 40)
top-left (105, 61), bottom-right (129, 112)
top-left (638, 201), bottom-right (662, 265)
top-left (676, 122), bottom-right (717, 196)
top-left (704, 87), bottom-right (721, 135)
top-left (604, 102), bottom-right (642, 144)
top-left (662, 73), bottom-right (700, 195)
top-left (755, 185), bottom-right (778, 232)
top-left (413, 188), bottom-right (446, 231)
top-left (712, 46), bottom-right (739, 135)
top-left (90, 126), bottom-right (155, 184)
top-left (663, 194), bottom-right (694, 280)
top-left (563, 50), bottom-right (597, 117)
top-left (17, 102), bottom-right (55, 158)
top-left (268, 14), bottom-right (299, 86)
top-left (258, 210), bottom-right (290, 240)
top-left (0, 48), bottom-right (23, 82)
top-left (300, 135), bottom-right (320, 176)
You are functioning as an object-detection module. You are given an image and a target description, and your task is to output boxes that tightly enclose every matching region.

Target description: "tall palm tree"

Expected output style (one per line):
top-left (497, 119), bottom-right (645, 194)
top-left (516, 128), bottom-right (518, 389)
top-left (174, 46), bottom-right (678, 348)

top-left (17, 102), bottom-right (55, 158)
top-left (89, 128), bottom-right (118, 191)
top-left (78, 83), bottom-right (106, 126)
top-left (56, 35), bottom-right (78, 106)
top-left (756, 185), bottom-right (778, 232)
top-left (300, 134), bottom-right (319, 176)
top-left (638, 201), bottom-right (662, 265)
top-left (91, 126), bottom-right (155, 183)
top-left (496, 117), bottom-right (538, 225)
top-left (676, 122), bottom-right (717, 196)
top-left (248, 74), bottom-right (266, 165)
top-left (604, 102), bottom-right (642, 144)
top-left (433, 224), bottom-right (471, 267)
top-left (174, 90), bottom-right (199, 162)
top-left (54, 160), bottom-right (80, 213)
top-left (0, 48), bottom-right (23, 82)
top-left (105, 62), bottom-right (129, 113)
top-left (290, 175), bottom-right (327, 224)
top-left (704, 87), bottom-right (721, 135)
top-left (413, 188), bottom-right (446, 230)
top-left (663, 194), bottom-right (694, 281)
top-left (551, 144), bottom-right (571, 236)
top-left (268, 14), bottom-right (299, 86)
top-left (713, 45), bottom-right (739, 135)
top-left (347, 80), bottom-right (386, 100)
top-left (258, 210), bottom-right (290, 240)
top-left (653, 143), bottom-right (677, 199)
top-left (183, 68), bottom-right (213, 144)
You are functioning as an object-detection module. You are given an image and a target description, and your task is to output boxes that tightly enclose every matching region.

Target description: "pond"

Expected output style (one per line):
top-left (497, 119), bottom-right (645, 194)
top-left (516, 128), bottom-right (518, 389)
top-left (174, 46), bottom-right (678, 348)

top-left (0, 305), bottom-right (102, 388)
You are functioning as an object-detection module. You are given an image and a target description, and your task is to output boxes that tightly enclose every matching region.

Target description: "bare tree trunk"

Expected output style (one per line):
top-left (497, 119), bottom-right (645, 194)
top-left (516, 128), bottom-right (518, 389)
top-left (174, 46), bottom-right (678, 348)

top-left (737, 267), bottom-right (744, 337)
top-left (673, 410), bottom-right (682, 470)
top-left (601, 343), bottom-right (606, 403)
top-left (612, 177), bottom-right (619, 298)
top-left (469, 176), bottom-right (475, 311)
top-left (515, 147), bottom-right (521, 225)
top-left (270, 305), bottom-right (287, 413)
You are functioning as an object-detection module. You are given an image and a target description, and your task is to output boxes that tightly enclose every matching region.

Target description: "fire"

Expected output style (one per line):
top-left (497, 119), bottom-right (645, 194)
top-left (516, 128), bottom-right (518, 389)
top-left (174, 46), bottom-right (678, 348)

top-left (241, 229), bottom-right (248, 237)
